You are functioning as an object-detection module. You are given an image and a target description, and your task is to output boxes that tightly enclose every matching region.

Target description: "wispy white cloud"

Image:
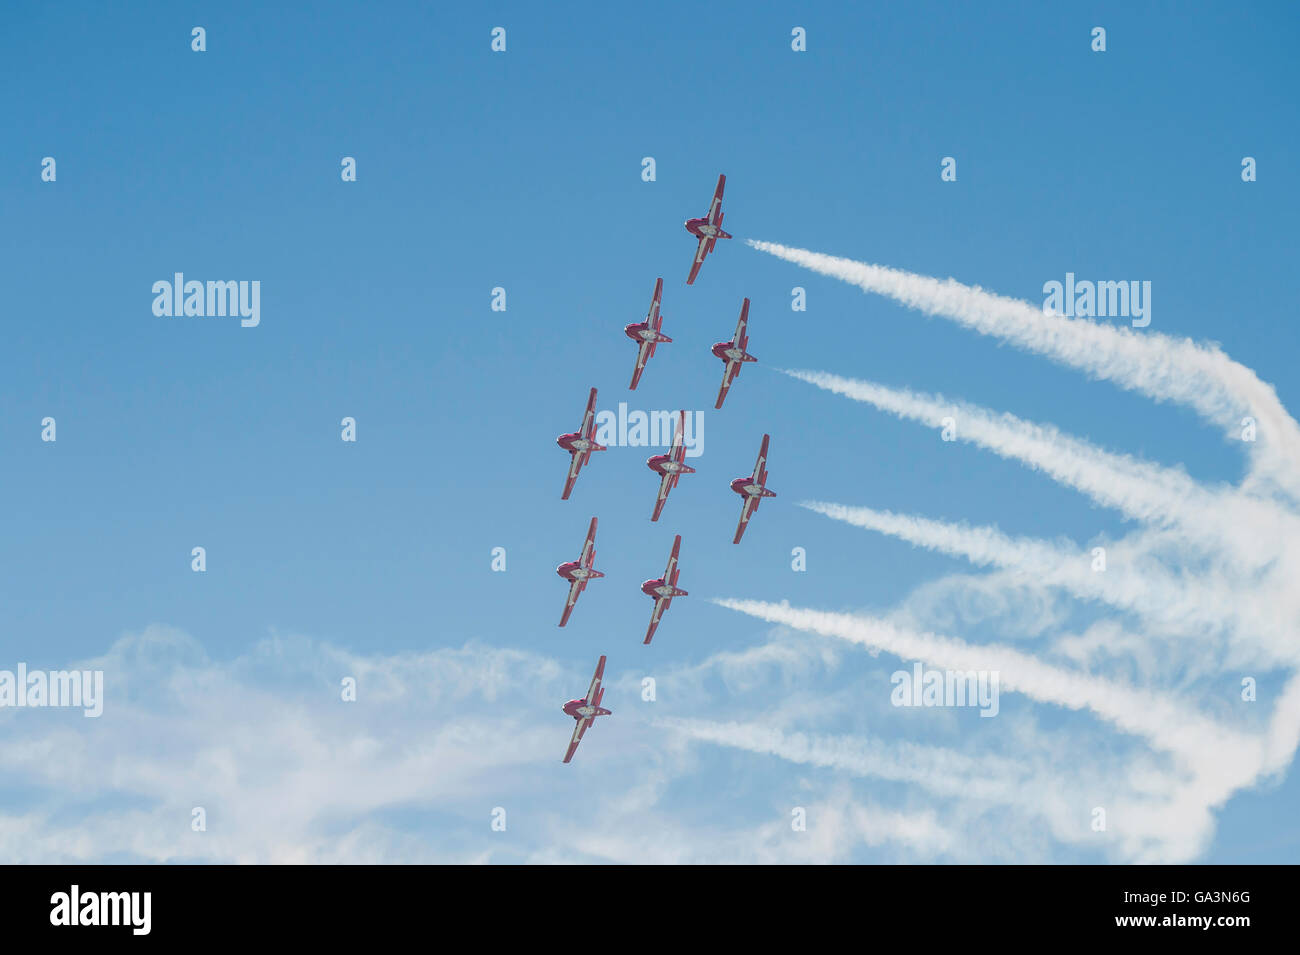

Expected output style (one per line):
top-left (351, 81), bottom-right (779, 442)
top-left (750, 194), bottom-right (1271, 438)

top-left (0, 627), bottom-right (574, 863)
top-left (0, 625), bottom-right (958, 864)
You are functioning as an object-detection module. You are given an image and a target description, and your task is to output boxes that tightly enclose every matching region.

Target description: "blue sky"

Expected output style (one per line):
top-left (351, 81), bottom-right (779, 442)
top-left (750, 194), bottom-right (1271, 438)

top-left (2, 1), bottom-right (1298, 862)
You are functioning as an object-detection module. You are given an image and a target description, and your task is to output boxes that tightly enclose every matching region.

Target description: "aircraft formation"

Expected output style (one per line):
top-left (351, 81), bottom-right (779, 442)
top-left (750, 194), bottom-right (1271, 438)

top-left (554, 175), bottom-right (778, 763)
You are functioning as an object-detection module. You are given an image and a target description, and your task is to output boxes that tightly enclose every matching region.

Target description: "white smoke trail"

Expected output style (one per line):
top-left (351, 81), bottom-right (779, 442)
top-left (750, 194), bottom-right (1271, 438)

top-left (658, 712), bottom-right (1232, 863)
top-left (655, 717), bottom-right (1028, 803)
top-left (712, 597), bottom-right (1261, 790)
top-left (750, 240), bottom-right (1300, 492)
top-left (782, 367), bottom-right (1290, 567)
top-left (723, 241), bottom-right (1300, 861)
top-left (797, 500), bottom-right (1296, 664)
top-left (710, 597), bottom-right (1300, 860)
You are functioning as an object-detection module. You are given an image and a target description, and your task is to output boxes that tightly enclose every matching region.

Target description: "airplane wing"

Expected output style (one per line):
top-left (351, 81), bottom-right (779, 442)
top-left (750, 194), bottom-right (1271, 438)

top-left (579, 387), bottom-right (598, 440)
top-left (707, 174), bottom-right (726, 225)
top-left (733, 494), bottom-right (758, 544)
top-left (558, 577), bottom-right (585, 627)
top-left (670, 410), bottom-right (686, 464)
top-left (644, 595), bottom-right (670, 645)
top-left (732, 297), bottom-right (750, 347)
top-left (630, 338), bottom-right (653, 389)
top-left (579, 516), bottom-right (598, 568)
top-left (663, 534), bottom-right (681, 582)
top-left (751, 433), bottom-right (770, 483)
top-left (647, 277), bottom-right (663, 326)
top-left (715, 359), bottom-right (739, 410)
top-left (686, 235), bottom-right (710, 285)
top-left (651, 470), bottom-right (674, 521)
top-left (563, 716), bottom-right (590, 763)
top-left (561, 451), bottom-right (583, 500)
top-left (585, 655), bottom-right (606, 704)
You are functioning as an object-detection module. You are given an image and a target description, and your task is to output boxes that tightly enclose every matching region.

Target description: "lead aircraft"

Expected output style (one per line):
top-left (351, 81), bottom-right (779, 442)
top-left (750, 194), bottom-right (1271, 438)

top-left (684, 174), bottom-right (731, 285)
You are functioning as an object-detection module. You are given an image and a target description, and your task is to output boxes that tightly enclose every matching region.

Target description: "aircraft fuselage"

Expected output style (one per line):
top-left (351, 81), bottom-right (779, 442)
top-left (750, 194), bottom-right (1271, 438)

top-left (712, 341), bottom-right (754, 362)
top-left (731, 477), bottom-right (774, 498)
top-left (685, 217), bottom-right (717, 238)
top-left (648, 454), bottom-right (693, 476)
top-left (641, 577), bottom-right (686, 598)
top-left (562, 698), bottom-right (612, 719)
top-left (557, 432), bottom-right (584, 451)
top-left (557, 561), bottom-right (602, 582)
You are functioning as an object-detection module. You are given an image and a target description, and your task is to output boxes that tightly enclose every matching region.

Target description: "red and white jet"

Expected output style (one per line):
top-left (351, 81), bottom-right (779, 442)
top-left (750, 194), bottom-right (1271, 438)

top-left (712, 297), bottom-right (757, 409)
top-left (641, 534), bottom-right (688, 645)
top-left (556, 516), bottom-right (603, 626)
top-left (557, 387), bottom-right (607, 500)
top-left (730, 434), bottom-right (777, 544)
top-left (647, 410), bottom-right (695, 522)
top-left (625, 277), bottom-right (672, 390)
top-left (684, 174), bottom-right (732, 285)
top-left (561, 655), bottom-right (611, 763)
